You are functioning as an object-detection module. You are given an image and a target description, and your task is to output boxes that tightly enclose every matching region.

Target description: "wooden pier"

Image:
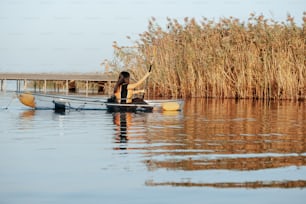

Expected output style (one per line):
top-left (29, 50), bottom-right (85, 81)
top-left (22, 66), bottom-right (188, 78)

top-left (0, 72), bottom-right (117, 95)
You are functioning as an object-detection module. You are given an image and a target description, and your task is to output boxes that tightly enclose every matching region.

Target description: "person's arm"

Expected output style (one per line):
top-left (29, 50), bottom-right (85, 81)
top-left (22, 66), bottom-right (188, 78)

top-left (127, 72), bottom-right (150, 90)
top-left (133, 90), bottom-right (145, 94)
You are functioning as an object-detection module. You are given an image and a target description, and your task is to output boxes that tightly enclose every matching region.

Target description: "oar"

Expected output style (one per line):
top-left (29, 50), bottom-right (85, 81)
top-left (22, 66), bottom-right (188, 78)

top-left (142, 63), bottom-right (153, 100)
top-left (161, 101), bottom-right (181, 111)
top-left (142, 62), bottom-right (182, 111)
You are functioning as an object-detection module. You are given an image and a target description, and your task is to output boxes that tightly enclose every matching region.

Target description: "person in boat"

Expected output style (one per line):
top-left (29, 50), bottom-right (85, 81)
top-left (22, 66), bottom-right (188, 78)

top-left (109, 67), bottom-right (151, 104)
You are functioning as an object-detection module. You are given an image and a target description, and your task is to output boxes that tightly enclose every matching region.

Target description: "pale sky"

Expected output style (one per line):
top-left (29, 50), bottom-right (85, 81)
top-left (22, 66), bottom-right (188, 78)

top-left (0, 0), bottom-right (304, 73)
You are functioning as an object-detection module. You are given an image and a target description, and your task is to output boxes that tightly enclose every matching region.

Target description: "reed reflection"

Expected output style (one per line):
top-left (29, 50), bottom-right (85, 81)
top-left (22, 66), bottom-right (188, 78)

top-left (146, 180), bottom-right (306, 189)
top-left (143, 99), bottom-right (306, 188)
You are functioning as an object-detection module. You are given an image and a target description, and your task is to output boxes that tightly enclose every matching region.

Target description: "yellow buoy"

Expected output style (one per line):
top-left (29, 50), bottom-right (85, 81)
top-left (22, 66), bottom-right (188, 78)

top-left (18, 93), bottom-right (36, 108)
top-left (162, 102), bottom-right (180, 111)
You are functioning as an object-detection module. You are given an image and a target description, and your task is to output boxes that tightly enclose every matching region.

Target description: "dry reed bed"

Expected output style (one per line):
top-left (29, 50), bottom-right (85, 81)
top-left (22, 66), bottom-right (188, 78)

top-left (111, 13), bottom-right (305, 100)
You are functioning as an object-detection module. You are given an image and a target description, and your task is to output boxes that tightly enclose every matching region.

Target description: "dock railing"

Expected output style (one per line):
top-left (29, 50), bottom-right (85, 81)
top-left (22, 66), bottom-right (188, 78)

top-left (0, 72), bottom-right (117, 96)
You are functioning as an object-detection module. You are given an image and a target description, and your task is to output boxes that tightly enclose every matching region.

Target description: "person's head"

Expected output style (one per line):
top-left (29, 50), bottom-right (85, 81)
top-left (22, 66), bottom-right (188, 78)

top-left (119, 71), bottom-right (130, 84)
top-left (120, 71), bottom-right (130, 78)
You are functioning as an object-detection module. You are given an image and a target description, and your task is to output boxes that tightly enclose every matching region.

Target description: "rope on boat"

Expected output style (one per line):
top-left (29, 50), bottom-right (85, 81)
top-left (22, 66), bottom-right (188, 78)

top-left (75, 102), bottom-right (86, 111)
top-left (2, 94), bottom-right (17, 109)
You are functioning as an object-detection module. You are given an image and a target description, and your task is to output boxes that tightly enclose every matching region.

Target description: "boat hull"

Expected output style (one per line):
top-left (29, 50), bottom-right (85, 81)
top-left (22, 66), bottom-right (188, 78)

top-left (106, 103), bottom-right (153, 113)
top-left (18, 93), bottom-right (184, 112)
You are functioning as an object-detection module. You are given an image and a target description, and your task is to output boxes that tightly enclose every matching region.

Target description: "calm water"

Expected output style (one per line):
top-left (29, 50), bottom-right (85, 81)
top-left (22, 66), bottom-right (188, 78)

top-left (0, 91), bottom-right (305, 204)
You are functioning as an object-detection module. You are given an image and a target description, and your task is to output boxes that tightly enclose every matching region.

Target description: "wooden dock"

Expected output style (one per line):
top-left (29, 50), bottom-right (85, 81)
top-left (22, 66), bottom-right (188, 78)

top-left (0, 72), bottom-right (117, 95)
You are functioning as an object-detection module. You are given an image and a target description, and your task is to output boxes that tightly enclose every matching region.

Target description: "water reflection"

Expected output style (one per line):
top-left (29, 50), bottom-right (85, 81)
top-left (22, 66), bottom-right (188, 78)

top-left (146, 180), bottom-right (306, 188)
top-left (20, 110), bottom-right (35, 119)
top-left (140, 99), bottom-right (306, 188)
top-left (17, 110), bottom-right (36, 131)
top-left (113, 112), bottom-right (132, 144)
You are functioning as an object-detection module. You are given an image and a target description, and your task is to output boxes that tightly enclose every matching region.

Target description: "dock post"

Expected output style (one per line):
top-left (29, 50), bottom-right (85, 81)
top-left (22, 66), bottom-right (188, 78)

top-left (1, 79), bottom-right (7, 92)
top-left (16, 80), bottom-right (19, 92)
top-left (86, 80), bottom-right (88, 97)
top-left (3, 79), bottom-right (6, 92)
top-left (44, 80), bottom-right (47, 93)
top-left (24, 79), bottom-right (28, 91)
top-left (66, 80), bottom-right (68, 95)
top-left (34, 81), bottom-right (37, 92)
top-left (108, 81), bottom-right (113, 95)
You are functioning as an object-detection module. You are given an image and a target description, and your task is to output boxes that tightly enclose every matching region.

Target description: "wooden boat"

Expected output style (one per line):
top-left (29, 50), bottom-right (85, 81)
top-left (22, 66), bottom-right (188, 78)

top-left (18, 92), bottom-right (184, 112)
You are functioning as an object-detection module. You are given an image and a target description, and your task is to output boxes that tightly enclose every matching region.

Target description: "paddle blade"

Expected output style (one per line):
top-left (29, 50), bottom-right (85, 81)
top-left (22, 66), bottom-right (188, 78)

top-left (162, 102), bottom-right (180, 111)
top-left (18, 93), bottom-right (36, 108)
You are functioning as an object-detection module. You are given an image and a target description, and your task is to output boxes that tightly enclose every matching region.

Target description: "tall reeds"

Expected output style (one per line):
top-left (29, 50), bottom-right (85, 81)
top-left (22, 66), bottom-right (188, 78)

top-left (110, 13), bottom-right (306, 100)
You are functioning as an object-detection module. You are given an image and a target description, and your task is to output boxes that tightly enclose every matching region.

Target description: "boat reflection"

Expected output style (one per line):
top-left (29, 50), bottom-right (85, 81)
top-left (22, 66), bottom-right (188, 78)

top-left (19, 109), bottom-right (35, 119)
top-left (17, 110), bottom-right (36, 130)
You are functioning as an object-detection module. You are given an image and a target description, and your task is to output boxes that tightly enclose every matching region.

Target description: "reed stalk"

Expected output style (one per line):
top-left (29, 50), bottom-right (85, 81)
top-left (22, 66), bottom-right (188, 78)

top-left (110, 13), bottom-right (306, 100)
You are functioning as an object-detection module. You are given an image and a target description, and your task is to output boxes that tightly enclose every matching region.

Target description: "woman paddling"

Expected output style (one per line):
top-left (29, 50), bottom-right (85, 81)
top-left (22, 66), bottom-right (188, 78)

top-left (108, 65), bottom-right (152, 105)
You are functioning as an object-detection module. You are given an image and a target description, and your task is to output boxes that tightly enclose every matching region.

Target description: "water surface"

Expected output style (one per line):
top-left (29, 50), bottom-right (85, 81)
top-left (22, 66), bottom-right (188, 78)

top-left (0, 92), bottom-right (305, 204)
